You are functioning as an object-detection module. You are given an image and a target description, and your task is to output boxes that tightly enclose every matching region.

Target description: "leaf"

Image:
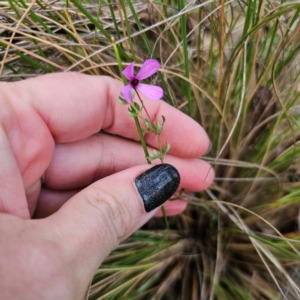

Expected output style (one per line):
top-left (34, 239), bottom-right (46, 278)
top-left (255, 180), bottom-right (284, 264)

top-left (144, 119), bottom-right (155, 130)
top-left (161, 142), bottom-right (171, 156)
top-left (132, 102), bottom-right (141, 113)
top-left (145, 156), bottom-right (160, 162)
top-left (156, 121), bottom-right (163, 134)
top-left (127, 108), bottom-right (138, 117)
top-left (152, 149), bottom-right (161, 158)
top-left (118, 97), bottom-right (128, 105)
top-left (156, 115), bottom-right (166, 134)
top-left (165, 142), bottom-right (171, 153)
top-left (142, 130), bottom-right (154, 134)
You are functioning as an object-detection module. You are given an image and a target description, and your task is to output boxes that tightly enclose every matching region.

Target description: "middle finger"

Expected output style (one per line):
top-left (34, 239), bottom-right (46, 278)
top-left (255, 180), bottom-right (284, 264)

top-left (44, 133), bottom-right (214, 192)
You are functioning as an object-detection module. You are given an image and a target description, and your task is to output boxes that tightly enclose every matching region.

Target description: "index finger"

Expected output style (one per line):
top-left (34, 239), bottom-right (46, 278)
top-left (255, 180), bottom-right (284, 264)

top-left (10, 72), bottom-right (210, 158)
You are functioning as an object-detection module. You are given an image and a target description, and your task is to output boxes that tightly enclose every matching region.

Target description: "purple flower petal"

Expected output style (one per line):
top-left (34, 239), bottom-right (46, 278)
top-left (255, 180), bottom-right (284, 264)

top-left (137, 83), bottom-right (164, 101)
top-left (121, 84), bottom-right (133, 103)
top-left (122, 62), bottom-right (135, 81)
top-left (136, 59), bottom-right (160, 80)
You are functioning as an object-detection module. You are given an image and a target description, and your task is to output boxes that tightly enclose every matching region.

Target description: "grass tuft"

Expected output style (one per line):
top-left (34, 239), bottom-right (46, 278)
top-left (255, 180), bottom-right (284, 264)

top-left (2, 0), bottom-right (300, 299)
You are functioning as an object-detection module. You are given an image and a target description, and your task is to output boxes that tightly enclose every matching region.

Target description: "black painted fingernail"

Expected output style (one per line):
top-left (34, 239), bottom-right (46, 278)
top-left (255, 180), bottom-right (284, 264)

top-left (135, 164), bottom-right (180, 212)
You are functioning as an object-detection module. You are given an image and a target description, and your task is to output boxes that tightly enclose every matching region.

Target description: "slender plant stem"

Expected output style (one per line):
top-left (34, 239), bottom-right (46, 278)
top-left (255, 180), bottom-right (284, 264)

top-left (120, 0), bottom-right (136, 60)
top-left (134, 93), bottom-right (168, 228)
top-left (157, 134), bottom-right (164, 164)
top-left (113, 39), bottom-right (150, 164)
top-left (161, 206), bottom-right (170, 233)
top-left (112, 39), bottom-right (168, 227)
top-left (135, 90), bottom-right (151, 121)
top-left (93, 0), bottom-right (103, 44)
top-left (217, 0), bottom-right (225, 106)
top-left (178, 0), bottom-right (192, 115)
top-left (133, 115), bottom-right (151, 164)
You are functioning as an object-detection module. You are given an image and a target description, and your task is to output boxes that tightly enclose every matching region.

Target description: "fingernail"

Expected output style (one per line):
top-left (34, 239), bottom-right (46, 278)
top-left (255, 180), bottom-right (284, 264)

top-left (135, 164), bottom-right (180, 212)
top-left (204, 140), bottom-right (212, 155)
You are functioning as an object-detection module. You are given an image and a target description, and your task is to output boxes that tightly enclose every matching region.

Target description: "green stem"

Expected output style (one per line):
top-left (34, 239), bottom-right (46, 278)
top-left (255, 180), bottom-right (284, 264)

top-left (120, 0), bottom-right (136, 60)
top-left (178, 0), bottom-right (192, 116)
top-left (113, 39), bottom-right (150, 164)
top-left (157, 133), bottom-right (164, 164)
top-left (113, 39), bottom-right (168, 228)
top-left (133, 115), bottom-right (151, 165)
top-left (161, 206), bottom-right (170, 233)
top-left (93, 0), bottom-right (103, 44)
top-left (134, 96), bottom-right (168, 229)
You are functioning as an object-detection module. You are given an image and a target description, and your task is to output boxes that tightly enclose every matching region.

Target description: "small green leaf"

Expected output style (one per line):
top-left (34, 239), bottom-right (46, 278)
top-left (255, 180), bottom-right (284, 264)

top-left (156, 122), bottom-right (163, 134)
top-left (127, 108), bottom-right (138, 117)
top-left (165, 142), bottom-right (171, 153)
top-left (152, 149), bottom-right (161, 158)
top-left (156, 115), bottom-right (166, 134)
top-left (144, 119), bottom-right (155, 130)
top-left (142, 130), bottom-right (154, 134)
top-left (161, 142), bottom-right (171, 156)
top-left (118, 97), bottom-right (128, 105)
top-left (132, 102), bottom-right (141, 113)
top-left (145, 156), bottom-right (160, 162)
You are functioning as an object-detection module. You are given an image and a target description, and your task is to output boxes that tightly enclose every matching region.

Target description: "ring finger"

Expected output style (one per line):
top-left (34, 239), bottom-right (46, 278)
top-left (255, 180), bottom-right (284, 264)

top-left (44, 133), bottom-right (214, 192)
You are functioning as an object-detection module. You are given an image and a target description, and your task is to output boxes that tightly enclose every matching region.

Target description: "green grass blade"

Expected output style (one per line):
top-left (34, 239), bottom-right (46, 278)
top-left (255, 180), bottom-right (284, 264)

top-left (178, 0), bottom-right (192, 115)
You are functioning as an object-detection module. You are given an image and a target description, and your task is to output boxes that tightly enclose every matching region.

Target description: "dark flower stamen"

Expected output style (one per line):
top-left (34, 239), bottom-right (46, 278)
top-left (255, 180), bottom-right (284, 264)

top-left (121, 59), bottom-right (164, 103)
top-left (131, 79), bottom-right (139, 87)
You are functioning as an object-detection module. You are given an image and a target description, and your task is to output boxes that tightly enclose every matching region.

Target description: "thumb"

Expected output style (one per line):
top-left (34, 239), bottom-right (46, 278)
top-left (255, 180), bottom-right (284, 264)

top-left (47, 164), bottom-right (180, 280)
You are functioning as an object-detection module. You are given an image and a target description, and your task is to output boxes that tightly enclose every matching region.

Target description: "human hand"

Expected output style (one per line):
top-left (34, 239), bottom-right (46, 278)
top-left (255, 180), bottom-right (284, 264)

top-left (0, 73), bottom-right (214, 299)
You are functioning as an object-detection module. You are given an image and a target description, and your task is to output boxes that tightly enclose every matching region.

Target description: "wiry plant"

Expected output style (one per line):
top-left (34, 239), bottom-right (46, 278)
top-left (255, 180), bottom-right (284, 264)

top-left (1, 0), bottom-right (300, 299)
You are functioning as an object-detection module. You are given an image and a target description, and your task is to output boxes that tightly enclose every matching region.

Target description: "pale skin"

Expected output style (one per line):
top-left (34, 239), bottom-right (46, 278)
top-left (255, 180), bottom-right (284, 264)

top-left (0, 73), bottom-right (214, 299)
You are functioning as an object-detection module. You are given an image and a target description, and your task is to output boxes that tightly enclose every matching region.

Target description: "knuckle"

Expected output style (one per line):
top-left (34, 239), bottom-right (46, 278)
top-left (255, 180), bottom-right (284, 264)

top-left (94, 137), bottom-right (116, 179)
top-left (85, 187), bottom-right (133, 245)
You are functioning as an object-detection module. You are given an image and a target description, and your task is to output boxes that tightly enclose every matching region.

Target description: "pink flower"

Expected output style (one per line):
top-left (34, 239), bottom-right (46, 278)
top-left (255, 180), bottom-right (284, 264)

top-left (121, 59), bottom-right (164, 103)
